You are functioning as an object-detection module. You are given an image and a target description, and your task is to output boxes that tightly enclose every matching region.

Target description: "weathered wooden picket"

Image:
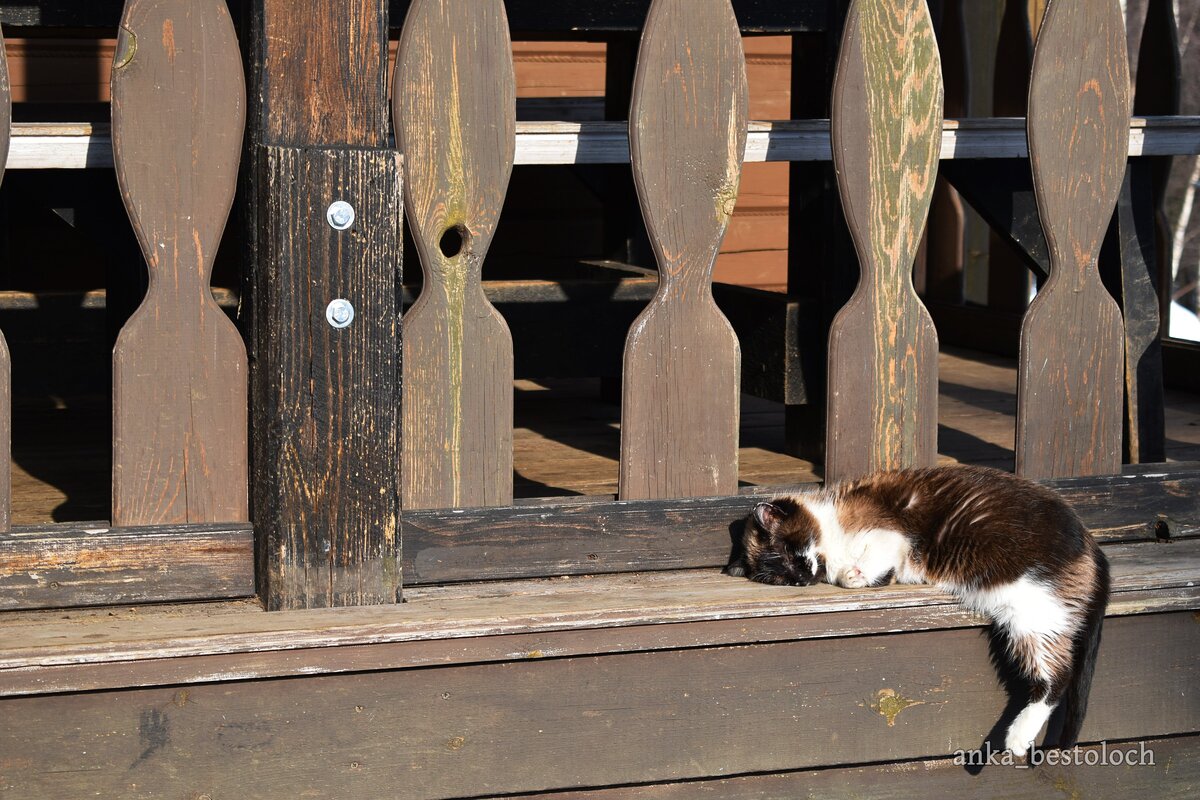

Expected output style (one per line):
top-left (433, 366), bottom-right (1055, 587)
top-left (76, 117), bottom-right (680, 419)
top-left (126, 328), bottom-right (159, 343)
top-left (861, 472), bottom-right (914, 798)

top-left (1, 0), bottom-right (1199, 796)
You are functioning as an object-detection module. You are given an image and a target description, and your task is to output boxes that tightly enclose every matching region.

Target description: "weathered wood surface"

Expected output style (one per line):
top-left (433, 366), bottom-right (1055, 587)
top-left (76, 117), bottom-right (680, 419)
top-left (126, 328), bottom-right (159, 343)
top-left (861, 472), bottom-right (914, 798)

top-left (3, 535), bottom-right (1197, 677)
top-left (0, 27), bottom-right (11, 532)
top-left (109, 0), bottom-right (247, 526)
top-left (516, 735), bottom-right (1200, 798)
top-left (253, 148), bottom-right (402, 609)
top-left (619, 0), bottom-right (747, 500)
top-left (1016, 0), bottom-right (1131, 480)
top-left (248, 0), bottom-right (402, 609)
top-left (395, 0), bottom-right (516, 510)
top-left (0, 523), bottom-right (254, 611)
top-left (1, 612), bottom-right (1196, 798)
top-left (827, 0), bottom-right (943, 481)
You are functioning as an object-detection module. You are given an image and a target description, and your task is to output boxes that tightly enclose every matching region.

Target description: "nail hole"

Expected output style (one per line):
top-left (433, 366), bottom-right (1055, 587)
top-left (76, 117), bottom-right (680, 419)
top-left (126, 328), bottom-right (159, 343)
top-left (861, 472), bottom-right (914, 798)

top-left (439, 225), bottom-right (467, 259)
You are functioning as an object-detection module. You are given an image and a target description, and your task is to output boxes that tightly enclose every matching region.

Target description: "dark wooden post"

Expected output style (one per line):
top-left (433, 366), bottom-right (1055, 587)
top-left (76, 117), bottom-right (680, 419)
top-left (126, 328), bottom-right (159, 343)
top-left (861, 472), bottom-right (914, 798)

top-left (247, 1), bottom-right (402, 609)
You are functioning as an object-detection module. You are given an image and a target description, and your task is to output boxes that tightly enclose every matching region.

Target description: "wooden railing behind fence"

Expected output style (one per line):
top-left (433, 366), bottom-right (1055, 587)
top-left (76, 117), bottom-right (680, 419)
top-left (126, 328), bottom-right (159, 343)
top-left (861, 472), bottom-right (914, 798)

top-left (1017, 0), bottom-right (1131, 480)
top-left (618, 0), bottom-right (748, 500)
top-left (825, 0), bottom-right (943, 482)
top-left (0, 27), bottom-right (10, 532)
top-left (395, 0), bottom-right (516, 510)
top-left (110, 0), bottom-right (248, 525)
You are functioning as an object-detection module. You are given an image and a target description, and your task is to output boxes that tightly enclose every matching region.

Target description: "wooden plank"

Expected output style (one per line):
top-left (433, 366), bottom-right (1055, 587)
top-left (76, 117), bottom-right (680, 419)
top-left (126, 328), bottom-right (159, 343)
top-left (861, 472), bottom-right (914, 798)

top-left (109, 0), bottom-right (247, 525)
top-left (1016, 0), bottom-right (1131, 480)
top-left (0, 523), bottom-right (254, 611)
top-left (619, 0), bottom-right (747, 500)
top-left (253, 147), bottom-right (402, 609)
top-left (511, 735), bottom-right (1200, 798)
top-left (2, 586), bottom-right (1191, 698)
top-left (9, 117), bottom-right (1200, 170)
top-left (0, 27), bottom-right (10, 533)
top-left (4, 535), bottom-right (1194, 676)
top-left (826, 0), bottom-right (942, 481)
top-left (395, 0), bottom-right (516, 510)
top-left (0, 612), bottom-right (1196, 798)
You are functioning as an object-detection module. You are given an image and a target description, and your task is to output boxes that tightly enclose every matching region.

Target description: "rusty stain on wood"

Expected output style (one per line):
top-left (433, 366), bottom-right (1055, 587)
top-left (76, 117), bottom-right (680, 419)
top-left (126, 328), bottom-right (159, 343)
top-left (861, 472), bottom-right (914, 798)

top-left (864, 687), bottom-right (925, 727)
top-left (827, 0), bottom-right (943, 482)
top-left (1016, 0), bottom-right (1131, 480)
top-left (619, 0), bottom-right (747, 500)
top-left (395, 0), bottom-right (516, 509)
top-left (110, 0), bottom-right (248, 525)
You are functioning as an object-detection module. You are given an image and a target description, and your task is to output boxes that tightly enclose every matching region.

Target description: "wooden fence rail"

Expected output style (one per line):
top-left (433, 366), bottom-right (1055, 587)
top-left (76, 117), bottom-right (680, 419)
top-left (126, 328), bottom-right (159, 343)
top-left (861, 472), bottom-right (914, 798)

top-left (0, 0), bottom-right (1195, 611)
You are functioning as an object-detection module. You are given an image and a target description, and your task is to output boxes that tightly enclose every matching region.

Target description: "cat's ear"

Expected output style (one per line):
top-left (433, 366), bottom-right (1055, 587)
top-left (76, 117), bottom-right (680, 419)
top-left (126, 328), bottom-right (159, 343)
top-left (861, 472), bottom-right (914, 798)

top-left (753, 501), bottom-right (789, 534)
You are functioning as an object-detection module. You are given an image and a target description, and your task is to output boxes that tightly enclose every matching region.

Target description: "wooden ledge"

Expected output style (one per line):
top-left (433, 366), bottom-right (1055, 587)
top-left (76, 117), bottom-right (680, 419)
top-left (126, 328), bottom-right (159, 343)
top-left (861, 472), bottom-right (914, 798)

top-left (1, 536), bottom-right (1197, 696)
top-left (10, 116), bottom-right (1200, 168)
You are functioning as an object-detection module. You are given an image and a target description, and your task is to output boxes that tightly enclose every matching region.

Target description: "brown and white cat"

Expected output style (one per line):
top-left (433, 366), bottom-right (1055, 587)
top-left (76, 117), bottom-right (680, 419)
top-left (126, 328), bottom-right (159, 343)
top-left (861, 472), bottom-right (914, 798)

top-left (724, 464), bottom-right (1109, 757)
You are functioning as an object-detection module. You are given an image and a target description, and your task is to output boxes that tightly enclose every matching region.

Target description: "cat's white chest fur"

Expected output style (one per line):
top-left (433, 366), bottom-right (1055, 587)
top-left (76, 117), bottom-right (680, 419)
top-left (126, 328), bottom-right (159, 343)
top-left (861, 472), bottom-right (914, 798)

top-left (804, 498), bottom-right (921, 587)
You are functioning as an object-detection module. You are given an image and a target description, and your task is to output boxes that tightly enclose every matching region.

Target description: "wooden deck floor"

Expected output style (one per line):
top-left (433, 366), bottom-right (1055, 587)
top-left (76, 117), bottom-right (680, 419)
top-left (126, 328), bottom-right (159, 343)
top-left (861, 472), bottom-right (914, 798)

top-left (8, 346), bottom-right (1200, 522)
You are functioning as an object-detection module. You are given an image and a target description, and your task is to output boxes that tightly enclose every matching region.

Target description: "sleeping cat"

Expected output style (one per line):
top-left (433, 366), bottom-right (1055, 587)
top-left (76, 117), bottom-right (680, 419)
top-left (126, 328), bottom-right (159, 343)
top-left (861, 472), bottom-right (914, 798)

top-left (724, 464), bottom-right (1109, 757)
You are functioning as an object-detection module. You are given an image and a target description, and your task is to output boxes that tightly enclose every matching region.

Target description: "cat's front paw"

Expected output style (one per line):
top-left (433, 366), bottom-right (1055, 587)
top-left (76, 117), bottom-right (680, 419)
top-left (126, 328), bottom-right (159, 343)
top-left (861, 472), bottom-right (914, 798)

top-left (841, 567), bottom-right (869, 589)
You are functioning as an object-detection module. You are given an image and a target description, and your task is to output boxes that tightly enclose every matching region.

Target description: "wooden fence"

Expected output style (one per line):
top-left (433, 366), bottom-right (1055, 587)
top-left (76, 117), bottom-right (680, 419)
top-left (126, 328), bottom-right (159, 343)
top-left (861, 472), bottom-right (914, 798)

top-left (1, 0), bottom-right (1199, 611)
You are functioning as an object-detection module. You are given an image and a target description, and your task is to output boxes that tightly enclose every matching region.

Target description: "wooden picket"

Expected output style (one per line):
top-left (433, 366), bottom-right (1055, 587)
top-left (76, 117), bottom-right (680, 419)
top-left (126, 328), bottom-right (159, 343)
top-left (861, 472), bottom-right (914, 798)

top-left (0, 26), bottom-right (10, 532)
top-left (825, 0), bottom-right (943, 482)
top-left (618, 0), bottom-right (747, 500)
top-left (109, 0), bottom-right (248, 525)
top-left (1017, 0), bottom-right (1131, 479)
top-left (395, 0), bottom-right (516, 510)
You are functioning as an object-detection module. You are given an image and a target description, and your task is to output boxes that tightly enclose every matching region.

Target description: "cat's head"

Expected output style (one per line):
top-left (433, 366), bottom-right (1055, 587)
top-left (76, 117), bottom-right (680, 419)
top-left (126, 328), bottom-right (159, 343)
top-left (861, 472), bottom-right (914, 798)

top-left (724, 496), bottom-right (826, 586)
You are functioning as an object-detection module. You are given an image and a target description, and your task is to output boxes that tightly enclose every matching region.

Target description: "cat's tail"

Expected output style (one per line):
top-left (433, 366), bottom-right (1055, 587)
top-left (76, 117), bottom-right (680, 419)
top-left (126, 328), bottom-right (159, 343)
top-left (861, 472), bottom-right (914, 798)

top-left (1056, 545), bottom-right (1110, 748)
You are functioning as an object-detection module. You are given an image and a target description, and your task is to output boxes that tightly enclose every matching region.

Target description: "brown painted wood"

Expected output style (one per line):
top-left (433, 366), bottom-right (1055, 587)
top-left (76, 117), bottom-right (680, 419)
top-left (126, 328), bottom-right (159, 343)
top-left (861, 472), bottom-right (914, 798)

top-left (0, 27), bottom-right (11, 533)
top-left (253, 147), bottom-right (403, 610)
top-left (1016, 0), bottom-right (1131, 480)
top-left (1, 612), bottom-right (1196, 798)
top-left (395, 0), bottom-right (516, 510)
top-left (827, 0), bottom-right (943, 482)
top-left (109, 0), bottom-right (247, 525)
top-left (0, 522), bottom-right (254, 611)
top-left (620, 0), bottom-right (747, 500)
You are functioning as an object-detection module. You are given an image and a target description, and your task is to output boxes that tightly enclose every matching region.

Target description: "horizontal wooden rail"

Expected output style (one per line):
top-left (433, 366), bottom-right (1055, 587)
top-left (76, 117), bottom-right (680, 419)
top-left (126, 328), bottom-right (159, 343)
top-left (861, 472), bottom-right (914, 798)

top-left (404, 464), bottom-right (1200, 584)
top-left (0, 522), bottom-right (255, 610)
top-left (9, 117), bottom-right (1200, 169)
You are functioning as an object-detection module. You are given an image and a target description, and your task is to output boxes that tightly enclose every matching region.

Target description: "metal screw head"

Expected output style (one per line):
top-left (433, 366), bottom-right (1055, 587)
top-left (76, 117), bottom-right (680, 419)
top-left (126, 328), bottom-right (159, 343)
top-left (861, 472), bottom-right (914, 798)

top-left (326, 201), bottom-right (356, 230)
top-left (326, 298), bottom-right (355, 329)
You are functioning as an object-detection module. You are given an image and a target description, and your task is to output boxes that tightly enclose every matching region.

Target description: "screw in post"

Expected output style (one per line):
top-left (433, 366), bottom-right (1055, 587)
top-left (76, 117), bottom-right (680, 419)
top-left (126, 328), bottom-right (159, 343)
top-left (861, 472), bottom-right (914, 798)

top-left (326, 200), bottom-right (356, 230)
top-left (326, 298), bottom-right (355, 329)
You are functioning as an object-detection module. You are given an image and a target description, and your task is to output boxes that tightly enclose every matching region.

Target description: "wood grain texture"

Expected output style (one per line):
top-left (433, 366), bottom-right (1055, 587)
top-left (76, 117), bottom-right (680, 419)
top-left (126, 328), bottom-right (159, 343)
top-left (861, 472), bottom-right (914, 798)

top-left (1017, 0), bottom-right (1131, 480)
top-left (827, 0), bottom-right (943, 482)
top-left (619, 0), bottom-right (747, 500)
top-left (1, 612), bottom-right (1196, 798)
top-left (395, 0), bottom-right (516, 510)
top-left (505, 735), bottom-right (1200, 798)
top-left (110, 0), bottom-right (247, 525)
top-left (252, 147), bottom-right (402, 610)
top-left (0, 522), bottom-right (254, 611)
top-left (0, 27), bottom-right (11, 533)
top-left (256, 0), bottom-right (389, 147)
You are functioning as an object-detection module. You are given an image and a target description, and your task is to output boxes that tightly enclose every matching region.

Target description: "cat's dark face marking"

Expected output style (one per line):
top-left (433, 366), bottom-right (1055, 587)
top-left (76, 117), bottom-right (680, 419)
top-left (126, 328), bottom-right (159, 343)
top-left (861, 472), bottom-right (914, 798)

top-left (724, 497), bottom-right (826, 587)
